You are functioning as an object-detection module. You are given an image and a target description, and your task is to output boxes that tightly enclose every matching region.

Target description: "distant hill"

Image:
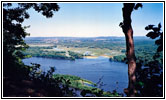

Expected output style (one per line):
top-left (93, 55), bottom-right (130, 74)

top-left (25, 36), bottom-right (152, 41)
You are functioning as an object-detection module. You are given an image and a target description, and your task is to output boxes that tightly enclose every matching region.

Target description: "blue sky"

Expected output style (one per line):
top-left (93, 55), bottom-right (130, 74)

top-left (22, 3), bottom-right (163, 37)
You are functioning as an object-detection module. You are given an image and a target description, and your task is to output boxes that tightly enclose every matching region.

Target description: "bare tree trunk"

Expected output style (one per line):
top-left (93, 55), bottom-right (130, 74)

top-left (121, 3), bottom-right (137, 97)
top-left (124, 27), bottom-right (137, 97)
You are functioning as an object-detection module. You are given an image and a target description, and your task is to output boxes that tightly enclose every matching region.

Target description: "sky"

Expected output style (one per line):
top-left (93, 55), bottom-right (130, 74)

top-left (22, 3), bottom-right (163, 37)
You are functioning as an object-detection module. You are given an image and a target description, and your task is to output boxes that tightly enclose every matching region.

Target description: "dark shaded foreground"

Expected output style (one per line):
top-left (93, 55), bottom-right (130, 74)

top-left (4, 77), bottom-right (55, 97)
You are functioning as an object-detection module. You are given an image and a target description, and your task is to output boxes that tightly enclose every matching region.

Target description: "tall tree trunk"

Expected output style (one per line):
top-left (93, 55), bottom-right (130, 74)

top-left (121, 3), bottom-right (136, 97)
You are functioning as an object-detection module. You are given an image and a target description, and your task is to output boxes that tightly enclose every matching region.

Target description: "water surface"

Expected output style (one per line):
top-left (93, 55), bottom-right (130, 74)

top-left (23, 57), bottom-right (128, 93)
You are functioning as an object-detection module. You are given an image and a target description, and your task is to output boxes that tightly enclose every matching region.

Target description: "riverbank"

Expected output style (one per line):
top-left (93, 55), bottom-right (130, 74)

top-left (84, 55), bottom-right (112, 59)
top-left (84, 56), bottom-right (98, 59)
top-left (53, 74), bottom-right (121, 97)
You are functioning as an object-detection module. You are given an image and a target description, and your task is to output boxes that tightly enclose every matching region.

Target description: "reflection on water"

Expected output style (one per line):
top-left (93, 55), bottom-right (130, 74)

top-left (23, 57), bottom-right (128, 93)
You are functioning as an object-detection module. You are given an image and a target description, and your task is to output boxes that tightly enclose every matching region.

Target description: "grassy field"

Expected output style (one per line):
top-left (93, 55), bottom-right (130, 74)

top-left (25, 36), bottom-right (154, 60)
top-left (25, 37), bottom-right (127, 58)
top-left (40, 45), bottom-right (125, 58)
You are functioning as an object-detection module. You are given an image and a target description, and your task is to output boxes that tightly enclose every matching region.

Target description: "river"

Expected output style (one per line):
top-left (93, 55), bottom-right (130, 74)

top-left (23, 56), bottom-right (128, 94)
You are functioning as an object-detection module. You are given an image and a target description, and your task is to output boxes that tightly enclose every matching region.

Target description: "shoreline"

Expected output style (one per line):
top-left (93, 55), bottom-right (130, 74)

top-left (84, 55), bottom-right (112, 59)
top-left (24, 55), bottom-right (113, 60)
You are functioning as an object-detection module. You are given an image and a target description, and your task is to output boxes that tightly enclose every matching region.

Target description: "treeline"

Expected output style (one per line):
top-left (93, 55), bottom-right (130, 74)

top-left (109, 44), bottom-right (163, 66)
top-left (57, 39), bottom-right (125, 51)
top-left (68, 51), bottom-right (83, 59)
top-left (23, 47), bottom-right (83, 60)
top-left (25, 37), bottom-right (155, 51)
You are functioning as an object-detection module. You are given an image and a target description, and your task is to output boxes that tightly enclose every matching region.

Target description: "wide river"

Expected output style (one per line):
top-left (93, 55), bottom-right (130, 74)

top-left (23, 57), bottom-right (128, 94)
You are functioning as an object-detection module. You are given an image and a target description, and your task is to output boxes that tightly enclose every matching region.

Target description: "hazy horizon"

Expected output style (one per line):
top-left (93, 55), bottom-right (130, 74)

top-left (25, 35), bottom-right (150, 38)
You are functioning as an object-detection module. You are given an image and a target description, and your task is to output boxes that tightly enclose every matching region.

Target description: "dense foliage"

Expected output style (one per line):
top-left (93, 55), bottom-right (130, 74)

top-left (23, 47), bottom-right (83, 60)
top-left (135, 24), bottom-right (163, 97)
top-left (3, 3), bottom-right (163, 97)
top-left (109, 39), bottom-right (161, 66)
top-left (3, 3), bottom-right (59, 79)
top-left (110, 24), bottom-right (163, 97)
top-left (3, 3), bottom-right (118, 97)
top-left (54, 74), bottom-right (121, 97)
top-left (68, 51), bottom-right (84, 59)
top-left (3, 3), bottom-right (74, 97)
top-left (145, 23), bottom-right (163, 52)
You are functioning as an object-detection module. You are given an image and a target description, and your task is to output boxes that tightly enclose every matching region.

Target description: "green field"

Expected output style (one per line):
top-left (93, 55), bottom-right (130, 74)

top-left (24, 36), bottom-right (156, 61)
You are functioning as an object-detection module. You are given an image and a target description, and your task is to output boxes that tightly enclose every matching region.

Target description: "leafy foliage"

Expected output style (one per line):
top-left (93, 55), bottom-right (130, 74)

top-left (109, 55), bottom-right (127, 63)
top-left (3, 3), bottom-right (120, 97)
top-left (110, 41), bottom-right (161, 66)
top-left (3, 2), bottom-right (80, 96)
top-left (23, 47), bottom-right (83, 60)
top-left (145, 23), bottom-right (163, 52)
top-left (68, 51), bottom-right (84, 59)
top-left (135, 24), bottom-right (163, 97)
top-left (3, 3), bottom-right (60, 78)
top-left (28, 64), bottom-right (75, 96)
top-left (135, 53), bottom-right (163, 97)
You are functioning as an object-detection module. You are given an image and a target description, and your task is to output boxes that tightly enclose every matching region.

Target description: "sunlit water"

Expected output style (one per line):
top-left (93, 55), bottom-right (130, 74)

top-left (23, 57), bottom-right (128, 94)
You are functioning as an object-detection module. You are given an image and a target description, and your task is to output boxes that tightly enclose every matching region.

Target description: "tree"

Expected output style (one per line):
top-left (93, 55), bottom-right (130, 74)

top-left (145, 23), bottom-right (163, 52)
top-left (3, 3), bottom-right (63, 97)
top-left (3, 3), bottom-right (60, 78)
top-left (135, 23), bottom-right (163, 97)
top-left (119, 3), bottom-right (142, 97)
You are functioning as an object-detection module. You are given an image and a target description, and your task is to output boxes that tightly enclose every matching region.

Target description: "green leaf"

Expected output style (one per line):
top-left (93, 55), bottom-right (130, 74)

top-left (138, 81), bottom-right (144, 86)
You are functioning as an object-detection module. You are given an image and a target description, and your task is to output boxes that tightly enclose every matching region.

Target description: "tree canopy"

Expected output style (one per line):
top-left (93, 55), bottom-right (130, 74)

top-left (3, 3), bottom-right (163, 97)
top-left (3, 3), bottom-right (60, 77)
